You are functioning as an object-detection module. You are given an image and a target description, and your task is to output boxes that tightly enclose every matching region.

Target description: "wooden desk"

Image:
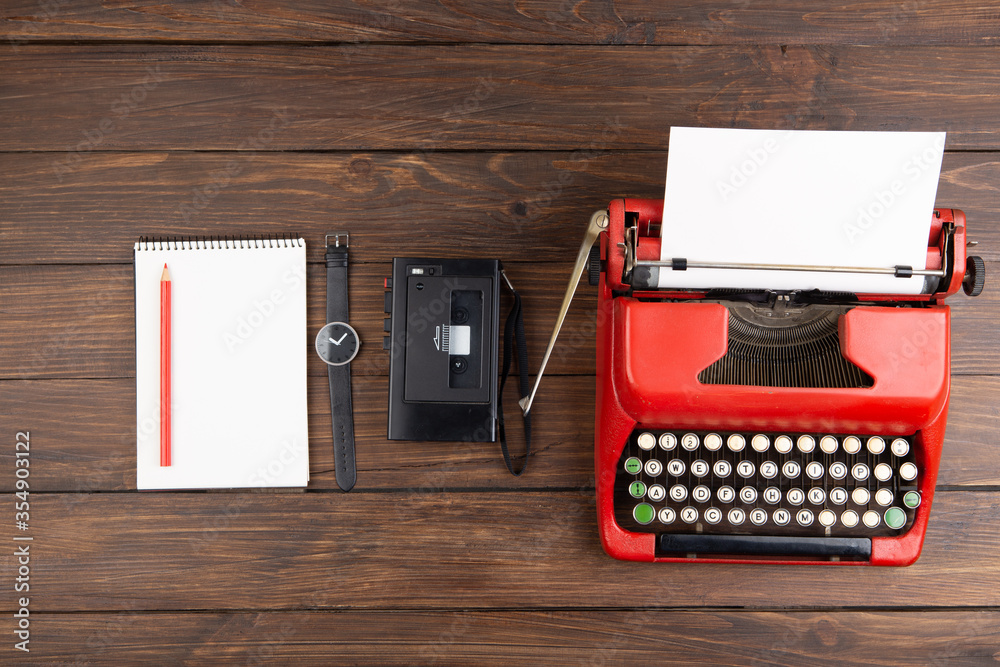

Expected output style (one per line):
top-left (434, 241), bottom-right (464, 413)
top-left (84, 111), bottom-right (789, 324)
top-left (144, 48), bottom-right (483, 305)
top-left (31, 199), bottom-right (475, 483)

top-left (1, 3), bottom-right (998, 663)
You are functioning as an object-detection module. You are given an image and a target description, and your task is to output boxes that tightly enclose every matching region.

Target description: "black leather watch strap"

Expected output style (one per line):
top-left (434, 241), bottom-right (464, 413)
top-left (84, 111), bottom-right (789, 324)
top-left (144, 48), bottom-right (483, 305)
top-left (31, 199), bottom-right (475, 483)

top-left (325, 238), bottom-right (356, 491)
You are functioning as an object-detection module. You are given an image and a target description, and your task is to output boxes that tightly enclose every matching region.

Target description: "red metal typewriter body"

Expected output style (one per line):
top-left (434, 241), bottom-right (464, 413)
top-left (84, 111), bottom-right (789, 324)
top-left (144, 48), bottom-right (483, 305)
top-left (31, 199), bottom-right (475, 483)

top-left (594, 198), bottom-right (982, 565)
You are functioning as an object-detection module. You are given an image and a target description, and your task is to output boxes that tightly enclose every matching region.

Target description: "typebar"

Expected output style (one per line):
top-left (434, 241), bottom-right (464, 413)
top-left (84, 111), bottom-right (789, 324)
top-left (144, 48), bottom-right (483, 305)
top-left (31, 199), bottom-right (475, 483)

top-left (658, 534), bottom-right (871, 559)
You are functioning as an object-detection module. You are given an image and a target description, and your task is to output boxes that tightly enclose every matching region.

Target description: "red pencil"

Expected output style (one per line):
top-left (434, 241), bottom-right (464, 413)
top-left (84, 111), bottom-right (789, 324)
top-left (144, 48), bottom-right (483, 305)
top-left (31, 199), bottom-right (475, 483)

top-left (160, 263), bottom-right (172, 466)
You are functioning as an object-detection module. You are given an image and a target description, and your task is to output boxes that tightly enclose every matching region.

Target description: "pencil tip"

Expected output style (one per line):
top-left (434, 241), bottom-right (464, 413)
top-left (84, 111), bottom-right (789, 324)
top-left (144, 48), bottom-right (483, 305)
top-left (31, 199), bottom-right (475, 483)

top-left (161, 264), bottom-right (170, 281)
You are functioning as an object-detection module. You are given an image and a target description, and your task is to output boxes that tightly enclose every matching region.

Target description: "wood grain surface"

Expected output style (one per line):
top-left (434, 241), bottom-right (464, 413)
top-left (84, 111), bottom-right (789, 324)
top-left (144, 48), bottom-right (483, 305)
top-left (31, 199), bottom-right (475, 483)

top-left (1, 1), bottom-right (998, 663)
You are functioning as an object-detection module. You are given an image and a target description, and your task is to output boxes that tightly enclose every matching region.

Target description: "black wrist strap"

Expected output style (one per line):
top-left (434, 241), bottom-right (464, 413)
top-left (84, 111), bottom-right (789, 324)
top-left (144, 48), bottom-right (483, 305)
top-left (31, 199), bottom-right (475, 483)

top-left (497, 268), bottom-right (531, 476)
top-left (326, 243), bottom-right (356, 492)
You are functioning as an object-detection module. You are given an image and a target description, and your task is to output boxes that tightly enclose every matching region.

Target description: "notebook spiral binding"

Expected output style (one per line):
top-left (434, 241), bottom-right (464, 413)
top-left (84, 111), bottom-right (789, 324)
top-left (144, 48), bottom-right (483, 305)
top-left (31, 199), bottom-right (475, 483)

top-left (135, 235), bottom-right (304, 251)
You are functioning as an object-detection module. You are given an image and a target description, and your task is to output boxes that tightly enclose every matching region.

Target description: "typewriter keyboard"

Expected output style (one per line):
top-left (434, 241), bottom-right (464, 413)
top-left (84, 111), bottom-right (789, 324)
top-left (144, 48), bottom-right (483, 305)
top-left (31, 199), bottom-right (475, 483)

top-left (615, 429), bottom-right (921, 540)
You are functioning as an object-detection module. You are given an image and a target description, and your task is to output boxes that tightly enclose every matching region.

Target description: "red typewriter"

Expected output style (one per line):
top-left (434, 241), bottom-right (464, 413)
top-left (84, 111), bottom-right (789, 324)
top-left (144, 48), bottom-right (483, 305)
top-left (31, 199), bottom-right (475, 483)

top-left (524, 198), bottom-right (984, 565)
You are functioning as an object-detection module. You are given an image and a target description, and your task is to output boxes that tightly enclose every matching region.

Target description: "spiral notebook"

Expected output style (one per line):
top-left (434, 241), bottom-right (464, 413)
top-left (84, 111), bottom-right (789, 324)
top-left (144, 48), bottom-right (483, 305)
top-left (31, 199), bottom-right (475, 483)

top-left (134, 236), bottom-right (309, 489)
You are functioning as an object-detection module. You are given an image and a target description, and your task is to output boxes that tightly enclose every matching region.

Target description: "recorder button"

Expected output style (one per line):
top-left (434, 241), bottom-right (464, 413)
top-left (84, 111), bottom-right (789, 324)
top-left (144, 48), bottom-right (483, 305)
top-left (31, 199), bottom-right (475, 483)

top-left (629, 481), bottom-right (646, 498)
top-left (624, 457), bottom-right (642, 475)
top-left (891, 438), bottom-right (910, 457)
top-left (647, 484), bottom-right (666, 502)
top-left (637, 432), bottom-right (656, 450)
top-left (384, 291), bottom-right (393, 313)
top-left (899, 462), bottom-right (918, 481)
top-left (644, 459), bottom-right (663, 476)
top-left (903, 491), bottom-right (921, 508)
top-left (885, 507), bottom-right (907, 529)
top-left (633, 503), bottom-right (655, 525)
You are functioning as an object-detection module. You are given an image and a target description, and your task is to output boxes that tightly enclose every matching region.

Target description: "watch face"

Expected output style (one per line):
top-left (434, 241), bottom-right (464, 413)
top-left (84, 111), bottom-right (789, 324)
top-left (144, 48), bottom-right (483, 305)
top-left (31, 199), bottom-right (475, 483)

top-left (316, 322), bottom-right (360, 366)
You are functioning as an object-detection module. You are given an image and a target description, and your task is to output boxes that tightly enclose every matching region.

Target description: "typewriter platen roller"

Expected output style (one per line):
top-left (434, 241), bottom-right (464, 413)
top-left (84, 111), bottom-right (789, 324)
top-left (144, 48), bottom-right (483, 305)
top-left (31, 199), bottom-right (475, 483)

top-left (524, 199), bottom-right (985, 565)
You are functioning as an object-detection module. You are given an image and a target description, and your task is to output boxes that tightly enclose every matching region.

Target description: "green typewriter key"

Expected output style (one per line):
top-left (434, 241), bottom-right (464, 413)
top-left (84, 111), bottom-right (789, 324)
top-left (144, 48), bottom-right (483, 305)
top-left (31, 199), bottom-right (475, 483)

top-left (903, 491), bottom-right (921, 508)
top-left (884, 507), bottom-right (907, 529)
top-left (633, 503), bottom-right (655, 525)
top-left (629, 481), bottom-right (646, 498)
top-left (624, 457), bottom-right (642, 474)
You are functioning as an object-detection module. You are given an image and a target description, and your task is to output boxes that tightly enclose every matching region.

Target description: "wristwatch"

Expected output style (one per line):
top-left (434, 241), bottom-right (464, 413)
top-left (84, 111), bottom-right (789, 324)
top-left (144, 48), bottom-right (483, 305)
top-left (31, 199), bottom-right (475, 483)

top-left (315, 234), bottom-right (360, 491)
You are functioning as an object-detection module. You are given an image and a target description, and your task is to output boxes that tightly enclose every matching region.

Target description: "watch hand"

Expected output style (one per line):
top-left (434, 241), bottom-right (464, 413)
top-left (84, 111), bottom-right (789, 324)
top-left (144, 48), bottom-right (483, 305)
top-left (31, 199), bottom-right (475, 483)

top-left (330, 333), bottom-right (348, 346)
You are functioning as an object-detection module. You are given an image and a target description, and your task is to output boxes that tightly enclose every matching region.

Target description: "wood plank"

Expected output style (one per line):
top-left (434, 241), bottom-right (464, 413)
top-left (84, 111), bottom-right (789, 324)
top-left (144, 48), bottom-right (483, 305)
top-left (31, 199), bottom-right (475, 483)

top-left (21, 610), bottom-right (1000, 665)
top-left (3, 374), bottom-right (997, 492)
top-left (2, 258), bottom-right (994, 380)
top-left (0, 375), bottom-right (593, 492)
top-left (5, 45), bottom-right (1000, 150)
top-left (16, 490), bottom-right (1000, 611)
top-left (3, 151), bottom-right (998, 266)
top-left (5, 1), bottom-right (1000, 46)
top-left (0, 262), bottom-right (599, 379)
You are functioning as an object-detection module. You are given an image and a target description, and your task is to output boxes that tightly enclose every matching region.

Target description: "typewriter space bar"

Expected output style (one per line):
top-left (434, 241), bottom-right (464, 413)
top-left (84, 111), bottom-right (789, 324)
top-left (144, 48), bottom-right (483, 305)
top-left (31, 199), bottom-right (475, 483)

top-left (658, 534), bottom-right (871, 559)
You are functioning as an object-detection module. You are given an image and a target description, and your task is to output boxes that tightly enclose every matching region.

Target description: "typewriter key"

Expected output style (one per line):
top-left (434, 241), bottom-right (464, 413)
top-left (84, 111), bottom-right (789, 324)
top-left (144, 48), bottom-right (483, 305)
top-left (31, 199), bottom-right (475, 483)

top-left (782, 461), bottom-right (801, 479)
top-left (740, 486), bottom-right (758, 504)
top-left (637, 432), bottom-right (656, 450)
top-left (629, 481), bottom-right (646, 498)
top-left (728, 508), bottom-right (746, 525)
top-left (818, 509), bottom-right (837, 527)
top-left (891, 438), bottom-right (910, 457)
top-left (713, 460), bottom-right (732, 477)
top-left (786, 488), bottom-right (805, 505)
top-left (727, 434), bottom-right (746, 452)
top-left (691, 459), bottom-right (709, 477)
top-left (681, 433), bottom-right (700, 451)
top-left (717, 485), bottom-right (735, 503)
top-left (820, 435), bottom-right (839, 454)
top-left (843, 436), bottom-right (862, 454)
top-left (863, 510), bottom-right (881, 528)
top-left (633, 503), bottom-right (654, 525)
top-left (829, 461), bottom-right (848, 480)
top-left (704, 507), bottom-right (722, 524)
top-left (763, 487), bottom-right (781, 504)
top-left (737, 460), bottom-right (755, 478)
top-left (852, 488), bottom-right (870, 505)
top-left (670, 485), bottom-right (688, 502)
top-left (749, 508), bottom-right (767, 525)
top-left (624, 458), bottom-right (642, 474)
top-left (867, 436), bottom-right (886, 455)
top-left (830, 487), bottom-right (848, 505)
top-left (903, 491), bottom-right (921, 508)
top-left (659, 433), bottom-right (678, 451)
top-left (680, 506), bottom-right (698, 523)
top-left (648, 484), bottom-right (666, 502)
top-left (773, 509), bottom-right (791, 526)
top-left (875, 488), bottom-right (893, 506)
top-left (805, 461), bottom-right (825, 480)
top-left (899, 462), bottom-right (918, 481)
top-left (796, 509), bottom-right (814, 526)
top-left (658, 507), bottom-right (676, 524)
top-left (884, 507), bottom-right (906, 529)
top-left (852, 463), bottom-right (870, 481)
top-left (667, 459), bottom-right (685, 476)
top-left (841, 510), bottom-right (860, 528)
top-left (774, 435), bottom-right (793, 454)
top-left (692, 485), bottom-right (711, 503)
top-left (807, 487), bottom-right (826, 505)
top-left (751, 434), bottom-right (770, 452)
top-left (704, 433), bottom-right (723, 451)
top-left (644, 459), bottom-right (663, 476)
top-left (797, 435), bottom-right (815, 453)
top-left (760, 461), bottom-right (778, 479)
top-left (874, 463), bottom-right (893, 482)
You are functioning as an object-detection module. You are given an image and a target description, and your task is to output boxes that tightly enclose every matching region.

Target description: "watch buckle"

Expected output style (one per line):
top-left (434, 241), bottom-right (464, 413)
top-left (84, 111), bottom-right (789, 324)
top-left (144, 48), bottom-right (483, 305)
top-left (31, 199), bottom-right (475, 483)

top-left (325, 233), bottom-right (350, 249)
